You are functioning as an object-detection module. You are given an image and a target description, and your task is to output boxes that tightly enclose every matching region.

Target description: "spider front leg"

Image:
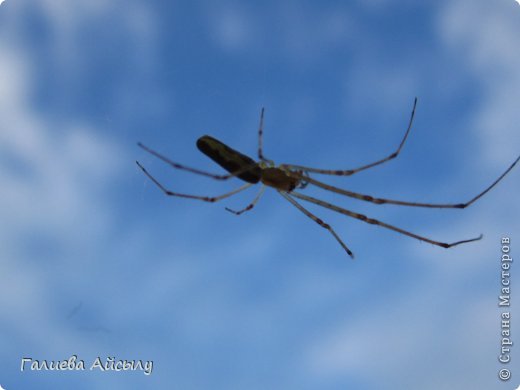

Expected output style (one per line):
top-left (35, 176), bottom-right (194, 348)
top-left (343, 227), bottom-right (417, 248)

top-left (296, 153), bottom-right (520, 209)
top-left (257, 107), bottom-right (275, 165)
top-left (280, 97), bottom-right (418, 176)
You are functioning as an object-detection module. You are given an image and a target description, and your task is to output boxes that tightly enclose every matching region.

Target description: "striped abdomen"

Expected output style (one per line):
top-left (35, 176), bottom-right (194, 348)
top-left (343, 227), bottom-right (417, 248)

top-left (196, 135), bottom-right (262, 184)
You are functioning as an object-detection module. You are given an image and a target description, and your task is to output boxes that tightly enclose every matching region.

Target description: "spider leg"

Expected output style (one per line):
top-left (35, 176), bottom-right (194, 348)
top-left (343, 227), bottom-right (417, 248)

top-left (279, 190), bottom-right (354, 258)
top-left (257, 107), bottom-right (274, 165)
top-left (138, 142), bottom-right (255, 181)
top-left (296, 154), bottom-right (519, 209)
top-left (136, 161), bottom-right (253, 202)
top-left (290, 191), bottom-right (483, 249)
top-left (226, 185), bottom-right (266, 215)
top-left (280, 97), bottom-right (417, 176)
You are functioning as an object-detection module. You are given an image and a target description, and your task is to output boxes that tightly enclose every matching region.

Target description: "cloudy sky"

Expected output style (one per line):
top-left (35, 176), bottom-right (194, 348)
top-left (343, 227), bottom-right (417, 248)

top-left (1, 1), bottom-right (519, 389)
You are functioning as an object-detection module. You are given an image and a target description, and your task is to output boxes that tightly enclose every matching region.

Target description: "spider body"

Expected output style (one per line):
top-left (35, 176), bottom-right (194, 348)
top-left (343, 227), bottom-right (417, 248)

top-left (197, 134), bottom-right (303, 191)
top-left (136, 100), bottom-right (519, 258)
top-left (259, 167), bottom-right (301, 192)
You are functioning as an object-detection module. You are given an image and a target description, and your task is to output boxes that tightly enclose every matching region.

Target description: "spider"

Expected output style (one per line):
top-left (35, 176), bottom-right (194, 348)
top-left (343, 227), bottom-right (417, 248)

top-left (136, 98), bottom-right (519, 258)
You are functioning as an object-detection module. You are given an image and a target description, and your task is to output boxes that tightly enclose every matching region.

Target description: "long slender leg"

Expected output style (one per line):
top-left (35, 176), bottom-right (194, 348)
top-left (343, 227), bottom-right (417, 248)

top-left (294, 154), bottom-right (520, 209)
top-left (257, 107), bottom-right (274, 164)
top-left (279, 191), bottom-right (354, 258)
top-left (136, 161), bottom-right (253, 201)
top-left (138, 142), bottom-right (253, 181)
top-left (290, 191), bottom-right (482, 248)
top-left (226, 185), bottom-right (266, 215)
top-left (280, 97), bottom-right (417, 176)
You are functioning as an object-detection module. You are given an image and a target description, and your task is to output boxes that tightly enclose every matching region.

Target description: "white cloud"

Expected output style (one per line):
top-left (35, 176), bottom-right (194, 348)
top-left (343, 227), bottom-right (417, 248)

top-left (0, 55), bottom-right (122, 244)
top-left (0, 0), bottom-right (159, 247)
top-left (207, 3), bottom-right (355, 61)
top-left (306, 284), bottom-right (499, 388)
top-left (211, 6), bottom-right (254, 51)
top-left (439, 0), bottom-right (520, 166)
top-left (0, 0), bottom-right (144, 357)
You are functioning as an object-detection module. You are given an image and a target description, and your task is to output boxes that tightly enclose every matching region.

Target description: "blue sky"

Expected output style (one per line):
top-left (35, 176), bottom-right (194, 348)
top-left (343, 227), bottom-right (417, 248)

top-left (1, 0), bottom-right (519, 389)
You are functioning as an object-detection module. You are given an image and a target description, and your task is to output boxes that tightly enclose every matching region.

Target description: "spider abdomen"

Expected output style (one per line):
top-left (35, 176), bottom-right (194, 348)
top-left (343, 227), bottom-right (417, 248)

top-left (196, 135), bottom-right (262, 184)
